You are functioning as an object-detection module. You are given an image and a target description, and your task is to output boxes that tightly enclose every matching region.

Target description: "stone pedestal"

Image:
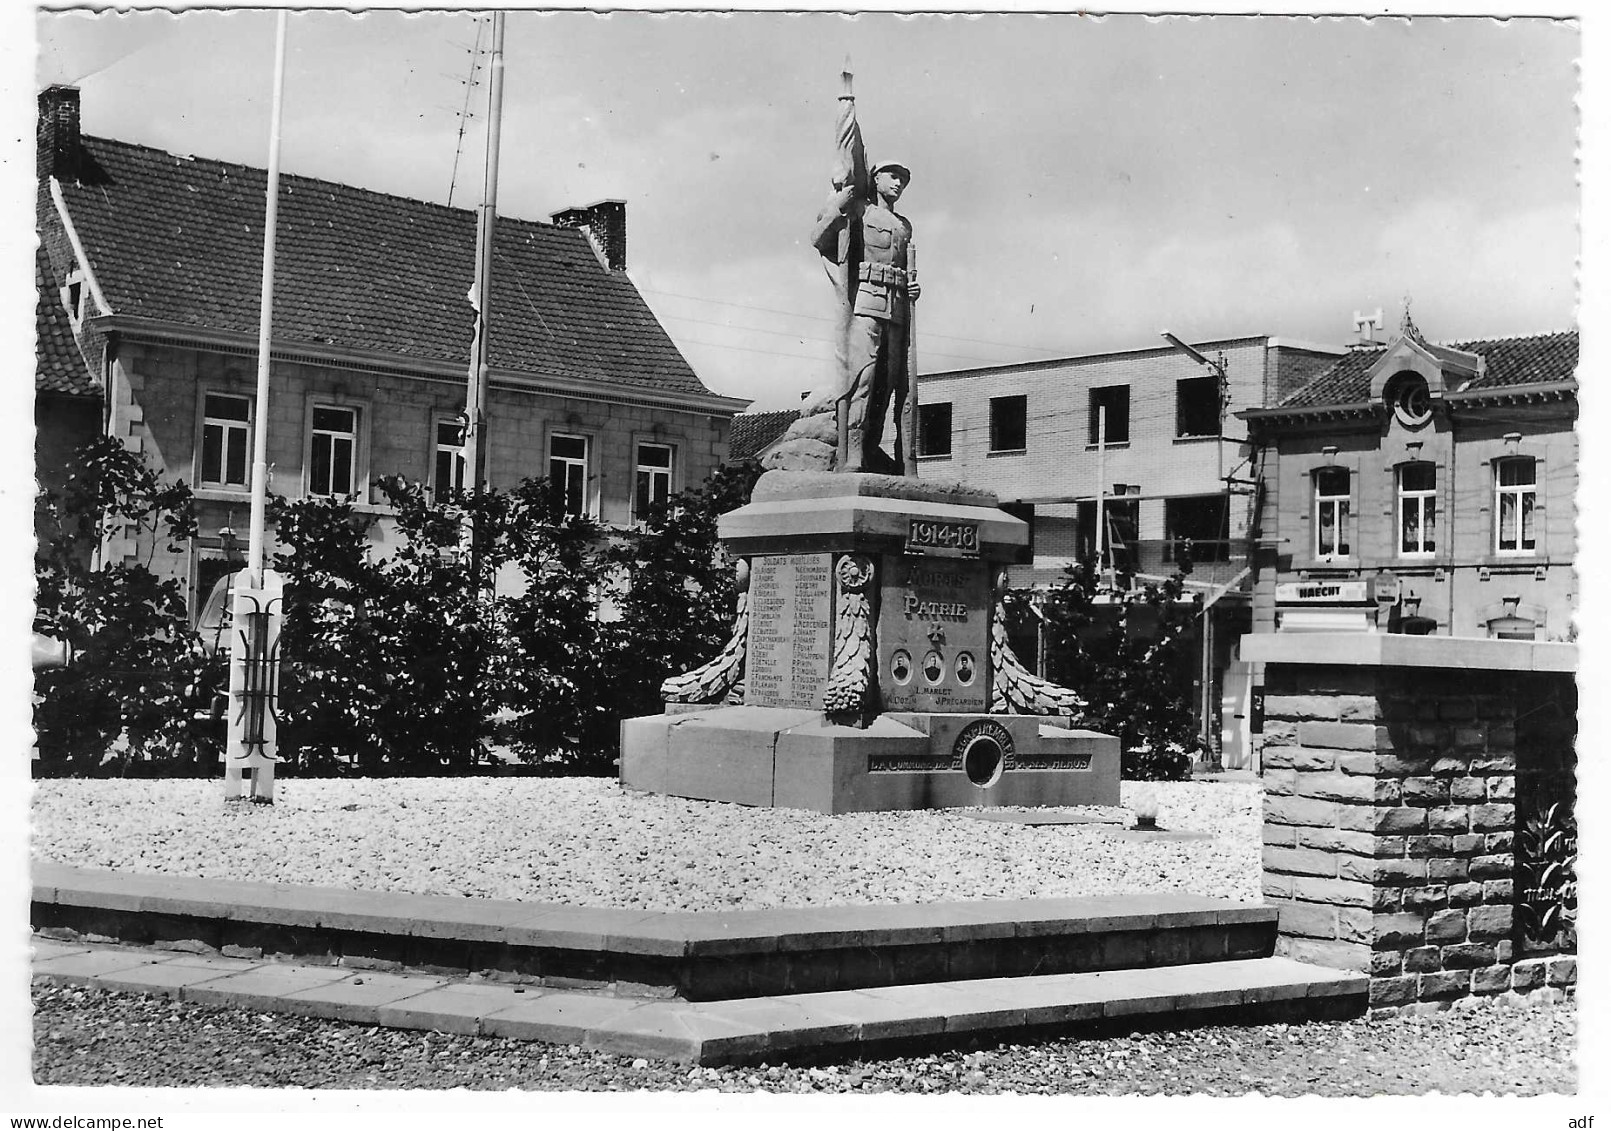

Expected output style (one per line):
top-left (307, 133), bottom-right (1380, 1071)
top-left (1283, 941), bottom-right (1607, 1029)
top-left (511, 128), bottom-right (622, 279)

top-left (623, 705), bottom-right (1117, 814)
top-left (620, 471), bottom-right (1121, 814)
top-left (1240, 633), bottom-right (1577, 1010)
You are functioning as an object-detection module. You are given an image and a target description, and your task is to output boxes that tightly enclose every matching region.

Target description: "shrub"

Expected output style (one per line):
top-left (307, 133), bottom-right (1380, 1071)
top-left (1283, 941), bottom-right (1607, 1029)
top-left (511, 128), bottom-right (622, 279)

top-left (476, 477), bottom-right (614, 772)
top-left (265, 465), bottom-right (757, 776)
top-left (601, 461), bottom-right (761, 728)
top-left (1021, 559), bottom-right (1201, 780)
top-left (270, 476), bottom-right (614, 774)
top-left (32, 437), bottom-right (211, 776)
top-left (35, 440), bottom-right (761, 777)
top-left (1518, 797), bottom-right (1577, 952)
top-left (269, 490), bottom-right (392, 774)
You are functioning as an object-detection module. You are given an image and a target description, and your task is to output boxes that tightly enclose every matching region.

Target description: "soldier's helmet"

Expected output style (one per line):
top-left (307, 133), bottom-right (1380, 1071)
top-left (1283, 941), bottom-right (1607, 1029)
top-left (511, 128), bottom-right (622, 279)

top-left (870, 160), bottom-right (912, 184)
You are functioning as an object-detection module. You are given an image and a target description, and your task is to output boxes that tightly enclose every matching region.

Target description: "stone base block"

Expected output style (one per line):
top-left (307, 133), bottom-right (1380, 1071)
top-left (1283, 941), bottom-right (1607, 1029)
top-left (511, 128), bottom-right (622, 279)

top-left (620, 706), bottom-right (820, 805)
top-left (620, 707), bottom-right (1120, 814)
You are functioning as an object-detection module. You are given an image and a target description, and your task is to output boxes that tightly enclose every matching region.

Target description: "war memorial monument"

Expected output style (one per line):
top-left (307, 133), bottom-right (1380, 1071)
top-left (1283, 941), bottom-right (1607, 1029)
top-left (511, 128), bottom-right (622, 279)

top-left (621, 71), bottom-right (1120, 813)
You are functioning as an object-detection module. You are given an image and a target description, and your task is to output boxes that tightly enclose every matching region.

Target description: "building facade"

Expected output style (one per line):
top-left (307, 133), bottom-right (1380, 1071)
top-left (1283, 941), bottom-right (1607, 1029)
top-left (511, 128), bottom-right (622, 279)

top-left (1237, 321), bottom-right (1577, 765)
top-left (1241, 323), bottom-right (1577, 641)
top-left (914, 335), bottom-right (1343, 589)
top-left (900, 335), bottom-right (1345, 769)
top-left (35, 86), bottom-right (747, 606)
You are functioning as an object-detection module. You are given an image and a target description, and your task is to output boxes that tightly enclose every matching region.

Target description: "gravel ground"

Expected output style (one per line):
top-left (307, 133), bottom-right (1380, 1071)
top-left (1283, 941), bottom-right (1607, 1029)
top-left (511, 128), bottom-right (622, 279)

top-left (31, 981), bottom-right (1575, 1095)
top-left (31, 779), bottom-right (1261, 910)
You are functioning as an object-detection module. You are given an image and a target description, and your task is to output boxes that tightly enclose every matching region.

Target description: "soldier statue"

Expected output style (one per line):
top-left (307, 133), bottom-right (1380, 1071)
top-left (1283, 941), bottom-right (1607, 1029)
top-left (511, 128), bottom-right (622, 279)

top-left (811, 151), bottom-right (920, 473)
top-left (758, 66), bottom-right (923, 476)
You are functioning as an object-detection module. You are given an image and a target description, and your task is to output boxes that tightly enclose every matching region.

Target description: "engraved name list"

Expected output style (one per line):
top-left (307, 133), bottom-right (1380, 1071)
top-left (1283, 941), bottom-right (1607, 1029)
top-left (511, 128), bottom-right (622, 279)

top-left (744, 553), bottom-right (834, 709)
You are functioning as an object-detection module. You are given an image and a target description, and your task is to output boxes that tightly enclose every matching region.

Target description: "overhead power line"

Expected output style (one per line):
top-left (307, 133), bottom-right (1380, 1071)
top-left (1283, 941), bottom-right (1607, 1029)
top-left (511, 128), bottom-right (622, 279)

top-left (640, 286), bottom-right (837, 326)
top-left (638, 285), bottom-right (1083, 358)
top-left (674, 335), bottom-right (828, 363)
top-left (935, 412), bottom-right (1248, 449)
top-left (655, 310), bottom-right (825, 340)
top-left (653, 310), bottom-right (1009, 367)
top-left (668, 328), bottom-right (1021, 369)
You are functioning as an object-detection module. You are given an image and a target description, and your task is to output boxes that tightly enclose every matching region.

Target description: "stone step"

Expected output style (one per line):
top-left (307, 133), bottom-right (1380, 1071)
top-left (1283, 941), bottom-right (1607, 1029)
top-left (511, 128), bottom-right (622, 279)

top-left (34, 863), bottom-right (1277, 1000)
top-left (32, 935), bottom-right (1366, 1066)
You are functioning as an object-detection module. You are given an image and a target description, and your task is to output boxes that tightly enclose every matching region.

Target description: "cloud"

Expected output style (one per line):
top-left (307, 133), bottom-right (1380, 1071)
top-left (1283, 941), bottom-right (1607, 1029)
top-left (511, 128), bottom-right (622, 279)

top-left (1368, 197), bottom-right (1579, 336)
top-left (913, 212), bottom-right (1316, 368)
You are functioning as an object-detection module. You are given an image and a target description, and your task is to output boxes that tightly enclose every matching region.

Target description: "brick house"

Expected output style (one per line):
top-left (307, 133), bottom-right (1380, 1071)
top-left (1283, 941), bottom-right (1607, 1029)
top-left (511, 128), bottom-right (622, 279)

top-left (1238, 320), bottom-right (1577, 765)
top-left (34, 244), bottom-right (102, 520)
top-left (35, 85), bottom-right (748, 607)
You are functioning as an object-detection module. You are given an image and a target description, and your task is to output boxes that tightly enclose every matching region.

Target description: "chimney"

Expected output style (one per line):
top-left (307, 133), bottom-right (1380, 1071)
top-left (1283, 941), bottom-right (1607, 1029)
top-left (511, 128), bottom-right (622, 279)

top-left (38, 85), bottom-right (81, 183)
top-left (551, 200), bottom-right (627, 272)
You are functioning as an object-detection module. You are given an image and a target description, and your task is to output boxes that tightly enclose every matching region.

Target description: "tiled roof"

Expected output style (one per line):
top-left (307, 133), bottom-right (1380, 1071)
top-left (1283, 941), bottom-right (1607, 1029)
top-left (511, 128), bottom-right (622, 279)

top-left (1279, 330), bottom-right (1577, 409)
top-left (35, 244), bottom-right (99, 398)
top-left (47, 137), bottom-right (715, 399)
top-left (727, 409), bottom-right (800, 461)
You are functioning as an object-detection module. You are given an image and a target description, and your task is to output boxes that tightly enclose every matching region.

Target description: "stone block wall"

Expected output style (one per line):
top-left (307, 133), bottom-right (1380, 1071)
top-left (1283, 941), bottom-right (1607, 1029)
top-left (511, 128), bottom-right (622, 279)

top-left (1259, 661), bottom-right (1576, 1010)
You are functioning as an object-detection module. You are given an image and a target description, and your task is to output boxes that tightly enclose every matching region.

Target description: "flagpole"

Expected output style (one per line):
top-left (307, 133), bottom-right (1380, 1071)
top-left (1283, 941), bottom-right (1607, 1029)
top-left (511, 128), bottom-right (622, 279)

top-left (226, 8), bottom-right (289, 806)
top-left (247, 9), bottom-right (287, 587)
top-left (463, 10), bottom-right (506, 501)
top-left (459, 12), bottom-right (505, 769)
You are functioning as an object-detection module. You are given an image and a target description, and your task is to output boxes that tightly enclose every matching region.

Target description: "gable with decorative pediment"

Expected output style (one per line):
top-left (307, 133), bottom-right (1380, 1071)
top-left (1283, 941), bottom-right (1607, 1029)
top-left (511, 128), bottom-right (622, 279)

top-left (1367, 337), bottom-right (1451, 402)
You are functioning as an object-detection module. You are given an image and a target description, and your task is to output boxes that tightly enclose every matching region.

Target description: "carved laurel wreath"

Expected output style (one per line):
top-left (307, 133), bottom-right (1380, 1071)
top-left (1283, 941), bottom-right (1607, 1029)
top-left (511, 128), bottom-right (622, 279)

top-left (989, 568), bottom-right (1085, 717)
top-left (660, 558), bottom-right (752, 705)
top-left (823, 553), bottom-right (876, 719)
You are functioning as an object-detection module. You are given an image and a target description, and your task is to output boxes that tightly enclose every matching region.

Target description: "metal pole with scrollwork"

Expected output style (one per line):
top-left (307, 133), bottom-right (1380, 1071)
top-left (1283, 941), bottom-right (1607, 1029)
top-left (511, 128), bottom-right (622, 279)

top-left (225, 9), bottom-right (289, 805)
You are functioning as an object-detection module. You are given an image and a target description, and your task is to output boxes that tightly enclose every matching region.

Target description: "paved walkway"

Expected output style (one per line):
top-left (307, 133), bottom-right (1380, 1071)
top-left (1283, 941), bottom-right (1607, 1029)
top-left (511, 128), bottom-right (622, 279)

top-left (32, 864), bottom-right (1366, 1064)
top-left (32, 934), bottom-right (1364, 1066)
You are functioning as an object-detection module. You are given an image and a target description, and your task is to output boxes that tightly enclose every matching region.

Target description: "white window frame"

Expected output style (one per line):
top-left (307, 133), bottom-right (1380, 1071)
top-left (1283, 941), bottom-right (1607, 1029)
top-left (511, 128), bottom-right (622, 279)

top-left (199, 391), bottom-right (253, 491)
top-left (1312, 467), bottom-right (1352, 562)
top-left (549, 431), bottom-right (592, 518)
top-left (433, 416), bottom-right (468, 498)
top-left (307, 402), bottom-right (362, 499)
top-left (1494, 457), bottom-right (1538, 556)
top-left (1397, 462), bottom-right (1437, 558)
top-left (632, 441), bottom-right (675, 523)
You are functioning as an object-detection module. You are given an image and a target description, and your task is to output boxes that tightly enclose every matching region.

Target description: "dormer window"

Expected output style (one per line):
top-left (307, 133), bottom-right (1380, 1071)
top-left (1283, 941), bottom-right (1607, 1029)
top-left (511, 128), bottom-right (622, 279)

top-left (61, 270), bottom-right (89, 330)
top-left (1384, 371), bottom-right (1432, 428)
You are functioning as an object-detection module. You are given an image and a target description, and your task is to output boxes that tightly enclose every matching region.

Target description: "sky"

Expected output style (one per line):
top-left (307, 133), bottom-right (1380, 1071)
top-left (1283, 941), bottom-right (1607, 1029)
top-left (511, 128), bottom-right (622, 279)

top-left (22, 6), bottom-right (1581, 411)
